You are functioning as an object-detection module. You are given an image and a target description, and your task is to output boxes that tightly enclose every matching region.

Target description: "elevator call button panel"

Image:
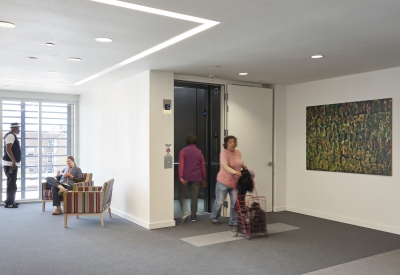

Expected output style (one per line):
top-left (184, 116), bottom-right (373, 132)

top-left (164, 155), bottom-right (172, 169)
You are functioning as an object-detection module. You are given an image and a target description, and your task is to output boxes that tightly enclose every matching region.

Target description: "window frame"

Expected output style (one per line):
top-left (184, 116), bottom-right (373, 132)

top-left (0, 98), bottom-right (78, 201)
top-left (47, 152), bottom-right (54, 163)
top-left (48, 139), bottom-right (54, 146)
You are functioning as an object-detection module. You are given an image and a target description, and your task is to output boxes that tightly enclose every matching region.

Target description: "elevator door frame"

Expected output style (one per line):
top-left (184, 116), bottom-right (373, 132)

top-left (174, 81), bottom-right (223, 213)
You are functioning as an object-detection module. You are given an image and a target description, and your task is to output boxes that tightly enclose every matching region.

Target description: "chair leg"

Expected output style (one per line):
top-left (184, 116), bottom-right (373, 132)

top-left (76, 215), bottom-right (79, 219)
top-left (42, 201), bottom-right (45, 212)
top-left (64, 215), bottom-right (68, 228)
top-left (100, 213), bottom-right (104, 227)
top-left (108, 208), bottom-right (112, 219)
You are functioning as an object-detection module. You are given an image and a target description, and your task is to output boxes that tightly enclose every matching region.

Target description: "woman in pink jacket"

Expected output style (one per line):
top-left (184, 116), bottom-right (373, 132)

top-left (210, 135), bottom-right (246, 226)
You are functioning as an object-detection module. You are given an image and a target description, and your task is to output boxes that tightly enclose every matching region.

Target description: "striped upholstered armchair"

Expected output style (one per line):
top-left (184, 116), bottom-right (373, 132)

top-left (41, 173), bottom-right (93, 212)
top-left (63, 178), bottom-right (114, 228)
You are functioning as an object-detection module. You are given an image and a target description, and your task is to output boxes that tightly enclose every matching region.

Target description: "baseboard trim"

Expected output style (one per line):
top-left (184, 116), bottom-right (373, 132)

top-left (273, 206), bottom-right (287, 212)
top-left (111, 208), bottom-right (176, 229)
top-left (286, 206), bottom-right (400, 235)
top-left (148, 220), bottom-right (176, 229)
top-left (111, 208), bottom-right (150, 229)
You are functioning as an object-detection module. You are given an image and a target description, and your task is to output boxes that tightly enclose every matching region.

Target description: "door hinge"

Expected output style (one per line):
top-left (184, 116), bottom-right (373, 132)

top-left (223, 201), bottom-right (228, 208)
top-left (224, 94), bottom-right (228, 101)
top-left (224, 130), bottom-right (228, 136)
top-left (226, 105), bottom-right (229, 112)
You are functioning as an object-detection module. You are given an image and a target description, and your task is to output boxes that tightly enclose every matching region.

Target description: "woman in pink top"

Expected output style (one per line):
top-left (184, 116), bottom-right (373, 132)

top-left (210, 135), bottom-right (246, 226)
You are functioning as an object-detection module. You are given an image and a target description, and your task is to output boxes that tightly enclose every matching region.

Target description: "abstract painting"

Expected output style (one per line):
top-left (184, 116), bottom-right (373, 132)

top-left (306, 98), bottom-right (392, 175)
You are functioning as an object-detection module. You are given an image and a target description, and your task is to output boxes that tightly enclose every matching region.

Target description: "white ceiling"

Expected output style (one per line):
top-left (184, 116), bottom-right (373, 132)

top-left (1, 0), bottom-right (400, 94)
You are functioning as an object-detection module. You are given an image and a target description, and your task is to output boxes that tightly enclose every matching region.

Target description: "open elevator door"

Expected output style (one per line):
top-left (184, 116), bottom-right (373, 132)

top-left (173, 81), bottom-right (222, 217)
top-left (223, 85), bottom-right (273, 213)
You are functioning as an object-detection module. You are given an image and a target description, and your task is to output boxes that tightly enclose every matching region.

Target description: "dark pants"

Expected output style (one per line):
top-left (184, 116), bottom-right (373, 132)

top-left (179, 181), bottom-right (201, 220)
top-left (4, 166), bottom-right (18, 205)
top-left (46, 177), bottom-right (72, 207)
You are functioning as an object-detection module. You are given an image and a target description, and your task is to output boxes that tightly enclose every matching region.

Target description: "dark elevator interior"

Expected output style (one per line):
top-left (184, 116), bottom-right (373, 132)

top-left (174, 81), bottom-right (222, 217)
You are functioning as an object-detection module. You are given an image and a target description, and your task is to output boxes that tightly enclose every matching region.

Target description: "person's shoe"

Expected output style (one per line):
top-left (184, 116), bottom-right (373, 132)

top-left (58, 185), bottom-right (68, 196)
top-left (180, 211), bottom-right (190, 225)
top-left (4, 204), bottom-right (18, 208)
top-left (210, 219), bottom-right (220, 226)
top-left (181, 211), bottom-right (190, 220)
top-left (12, 202), bottom-right (19, 206)
top-left (52, 209), bottom-right (62, 215)
top-left (191, 219), bottom-right (197, 222)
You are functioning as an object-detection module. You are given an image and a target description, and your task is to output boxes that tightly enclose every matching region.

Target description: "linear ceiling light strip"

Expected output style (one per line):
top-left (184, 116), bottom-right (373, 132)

top-left (74, 0), bottom-right (219, 85)
top-left (91, 0), bottom-right (216, 24)
top-left (2, 0), bottom-right (219, 86)
top-left (74, 22), bottom-right (218, 85)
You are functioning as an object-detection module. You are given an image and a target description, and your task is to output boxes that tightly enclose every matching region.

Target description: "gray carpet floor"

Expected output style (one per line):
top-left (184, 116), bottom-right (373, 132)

top-left (1, 202), bottom-right (400, 275)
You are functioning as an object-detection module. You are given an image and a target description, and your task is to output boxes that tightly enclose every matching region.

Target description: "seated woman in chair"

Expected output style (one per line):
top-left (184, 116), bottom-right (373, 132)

top-left (46, 156), bottom-right (83, 215)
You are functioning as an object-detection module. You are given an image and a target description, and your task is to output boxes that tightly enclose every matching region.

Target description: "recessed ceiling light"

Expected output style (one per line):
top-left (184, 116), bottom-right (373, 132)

top-left (239, 73), bottom-right (248, 75)
top-left (5, 85), bottom-right (10, 86)
top-left (67, 57), bottom-right (81, 61)
top-left (311, 55), bottom-right (324, 59)
top-left (0, 21), bottom-right (16, 28)
top-left (46, 43), bottom-right (55, 46)
top-left (28, 57), bottom-right (37, 60)
top-left (0, 2), bottom-right (220, 86)
top-left (47, 71), bottom-right (59, 74)
top-left (95, 38), bottom-right (112, 43)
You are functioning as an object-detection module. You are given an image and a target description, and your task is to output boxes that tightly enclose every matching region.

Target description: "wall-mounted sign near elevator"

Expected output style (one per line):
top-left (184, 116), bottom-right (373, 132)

top-left (164, 143), bottom-right (172, 169)
top-left (163, 99), bottom-right (172, 115)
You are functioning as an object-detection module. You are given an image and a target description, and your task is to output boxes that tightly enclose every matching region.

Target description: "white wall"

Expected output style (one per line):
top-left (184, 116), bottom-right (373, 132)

top-left (79, 70), bottom-right (175, 229)
top-left (274, 85), bottom-right (287, 212)
top-left (286, 67), bottom-right (400, 234)
top-left (79, 71), bottom-right (151, 228)
top-left (148, 71), bottom-right (175, 228)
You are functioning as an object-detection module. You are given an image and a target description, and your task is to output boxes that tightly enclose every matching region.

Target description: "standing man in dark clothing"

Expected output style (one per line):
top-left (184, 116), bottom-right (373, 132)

top-left (3, 122), bottom-right (21, 208)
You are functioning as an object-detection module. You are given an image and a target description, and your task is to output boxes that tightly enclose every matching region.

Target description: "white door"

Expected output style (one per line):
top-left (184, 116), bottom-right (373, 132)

top-left (225, 85), bottom-right (273, 212)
